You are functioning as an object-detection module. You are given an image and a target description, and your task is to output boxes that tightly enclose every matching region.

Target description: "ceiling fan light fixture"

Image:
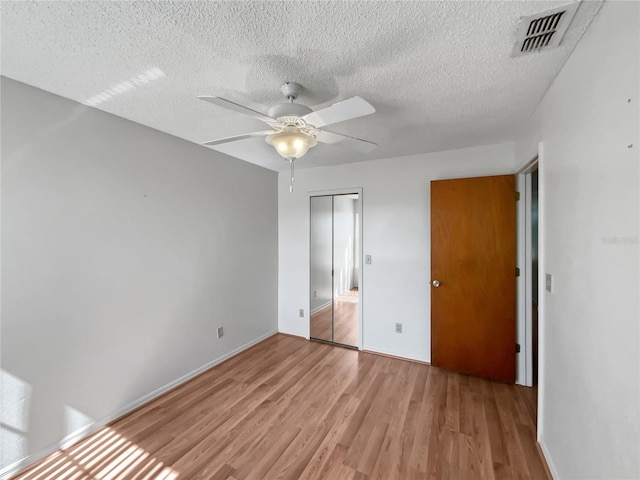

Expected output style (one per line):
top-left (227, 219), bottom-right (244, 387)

top-left (265, 126), bottom-right (317, 160)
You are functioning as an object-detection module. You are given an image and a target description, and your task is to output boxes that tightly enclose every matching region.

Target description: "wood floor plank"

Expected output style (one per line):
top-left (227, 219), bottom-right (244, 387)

top-left (196, 463), bottom-right (236, 480)
top-left (230, 423), bottom-right (301, 479)
top-left (484, 393), bottom-right (509, 467)
top-left (260, 423), bottom-right (331, 480)
top-left (353, 420), bottom-right (389, 476)
top-left (432, 427), bottom-right (461, 480)
top-left (459, 432), bottom-right (486, 480)
top-left (368, 363), bottom-right (419, 480)
top-left (315, 444), bottom-right (357, 479)
top-left (296, 394), bottom-right (364, 480)
top-left (517, 423), bottom-right (552, 480)
top-left (11, 335), bottom-right (549, 480)
top-left (492, 381), bottom-right (534, 479)
top-left (445, 370), bottom-right (461, 432)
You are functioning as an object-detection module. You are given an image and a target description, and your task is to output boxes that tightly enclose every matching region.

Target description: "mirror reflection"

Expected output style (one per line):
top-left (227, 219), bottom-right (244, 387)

top-left (310, 194), bottom-right (359, 347)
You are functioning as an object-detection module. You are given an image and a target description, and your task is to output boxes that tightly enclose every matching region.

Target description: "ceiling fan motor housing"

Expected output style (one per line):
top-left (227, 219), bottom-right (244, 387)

top-left (268, 102), bottom-right (312, 120)
top-left (268, 82), bottom-right (313, 120)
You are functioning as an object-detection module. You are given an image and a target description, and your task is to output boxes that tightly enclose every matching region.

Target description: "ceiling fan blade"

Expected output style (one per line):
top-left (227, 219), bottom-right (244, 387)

top-left (202, 130), bottom-right (273, 146)
top-left (315, 129), bottom-right (377, 154)
top-left (199, 96), bottom-right (276, 124)
top-left (301, 96), bottom-right (375, 128)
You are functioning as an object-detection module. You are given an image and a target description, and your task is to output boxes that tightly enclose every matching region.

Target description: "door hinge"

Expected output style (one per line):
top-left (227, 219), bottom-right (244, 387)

top-left (516, 267), bottom-right (520, 277)
top-left (516, 343), bottom-right (521, 353)
top-left (516, 191), bottom-right (521, 201)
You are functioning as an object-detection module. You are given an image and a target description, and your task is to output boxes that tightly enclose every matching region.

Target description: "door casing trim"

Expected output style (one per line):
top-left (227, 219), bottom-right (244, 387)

top-left (308, 187), bottom-right (364, 350)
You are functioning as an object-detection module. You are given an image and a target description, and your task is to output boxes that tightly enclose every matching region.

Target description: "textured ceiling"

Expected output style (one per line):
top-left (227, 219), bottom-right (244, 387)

top-left (1, 1), bottom-right (603, 171)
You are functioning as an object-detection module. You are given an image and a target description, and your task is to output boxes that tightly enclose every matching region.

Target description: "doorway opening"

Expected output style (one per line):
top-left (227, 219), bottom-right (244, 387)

top-left (517, 155), bottom-right (540, 426)
top-left (309, 193), bottom-right (360, 349)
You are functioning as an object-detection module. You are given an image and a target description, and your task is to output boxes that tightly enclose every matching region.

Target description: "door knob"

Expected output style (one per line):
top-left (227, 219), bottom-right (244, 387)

top-left (432, 280), bottom-right (441, 288)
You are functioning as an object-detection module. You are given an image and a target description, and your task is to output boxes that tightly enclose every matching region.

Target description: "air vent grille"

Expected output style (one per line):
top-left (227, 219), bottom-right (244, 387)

top-left (512, 3), bottom-right (579, 57)
top-left (521, 12), bottom-right (564, 52)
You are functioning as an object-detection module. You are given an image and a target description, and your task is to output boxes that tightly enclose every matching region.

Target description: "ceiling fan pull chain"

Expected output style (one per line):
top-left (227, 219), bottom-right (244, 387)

top-left (289, 158), bottom-right (295, 192)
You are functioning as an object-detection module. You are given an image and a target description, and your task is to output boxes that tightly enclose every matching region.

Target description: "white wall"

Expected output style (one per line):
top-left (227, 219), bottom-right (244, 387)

top-left (278, 142), bottom-right (515, 361)
top-left (515, 1), bottom-right (639, 478)
top-left (0, 78), bottom-right (278, 472)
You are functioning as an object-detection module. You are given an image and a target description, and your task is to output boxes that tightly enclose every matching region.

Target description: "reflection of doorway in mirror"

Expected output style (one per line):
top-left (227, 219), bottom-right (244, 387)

top-left (310, 193), bottom-right (359, 348)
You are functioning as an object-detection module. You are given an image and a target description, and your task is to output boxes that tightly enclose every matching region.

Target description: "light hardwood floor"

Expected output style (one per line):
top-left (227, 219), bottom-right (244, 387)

top-left (12, 334), bottom-right (549, 480)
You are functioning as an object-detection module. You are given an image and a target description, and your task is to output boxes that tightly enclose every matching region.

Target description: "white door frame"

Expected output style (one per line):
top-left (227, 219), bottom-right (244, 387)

top-left (516, 158), bottom-right (538, 386)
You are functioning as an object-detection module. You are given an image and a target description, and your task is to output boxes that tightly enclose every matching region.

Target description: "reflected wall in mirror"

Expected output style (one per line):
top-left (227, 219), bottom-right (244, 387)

top-left (309, 193), bottom-right (360, 348)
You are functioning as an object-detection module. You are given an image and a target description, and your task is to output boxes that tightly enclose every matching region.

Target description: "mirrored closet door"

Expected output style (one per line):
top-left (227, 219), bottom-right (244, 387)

top-left (310, 193), bottom-right (360, 348)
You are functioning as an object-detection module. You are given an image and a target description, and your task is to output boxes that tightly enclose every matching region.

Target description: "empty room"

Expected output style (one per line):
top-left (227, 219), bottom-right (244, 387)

top-left (1, 1), bottom-right (638, 479)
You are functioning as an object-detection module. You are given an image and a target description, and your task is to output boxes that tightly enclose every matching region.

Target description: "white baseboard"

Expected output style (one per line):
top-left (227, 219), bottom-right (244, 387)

top-left (0, 329), bottom-right (278, 480)
top-left (538, 437), bottom-right (559, 479)
top-left (363, 345), bottom-right (429, 364)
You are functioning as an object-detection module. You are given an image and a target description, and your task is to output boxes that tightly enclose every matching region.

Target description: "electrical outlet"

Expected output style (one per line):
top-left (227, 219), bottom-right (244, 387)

top-left (299, 309), bottom-right (304, 317)
top-left (395, 323), bottom-right (402, 333)
top-left (313, 290), bottom-right (317, 298)
top-left (545, 273), bottom-right (553, 293)
top-left (217, 326), bottom-right (224, 339)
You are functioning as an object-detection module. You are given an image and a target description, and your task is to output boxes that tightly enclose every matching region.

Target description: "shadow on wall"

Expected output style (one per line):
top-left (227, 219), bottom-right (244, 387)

top-left (1, 368), bottom-right (173, 478)
top-left (0, 370), bottom-right (100, 476)
top-left (1, 370), bottom-right (32, 470)
top-left (7, 427), bottom-right (179, 480)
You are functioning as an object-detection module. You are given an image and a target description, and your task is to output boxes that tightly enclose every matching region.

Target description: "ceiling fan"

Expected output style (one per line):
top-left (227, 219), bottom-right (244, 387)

top-left (199, 82), bottom-right (377, 191)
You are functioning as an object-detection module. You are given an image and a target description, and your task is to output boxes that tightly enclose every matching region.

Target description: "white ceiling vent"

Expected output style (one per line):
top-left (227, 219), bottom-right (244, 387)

top-left (512, 2), bottom-right (580, 57)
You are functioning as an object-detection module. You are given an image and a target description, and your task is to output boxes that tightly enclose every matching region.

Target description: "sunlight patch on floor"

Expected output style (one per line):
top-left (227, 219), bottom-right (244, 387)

top-left (16, 427), bottom-right (179, 480)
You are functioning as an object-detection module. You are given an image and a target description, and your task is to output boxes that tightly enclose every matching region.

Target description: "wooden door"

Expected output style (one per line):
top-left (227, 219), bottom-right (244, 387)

top-left (431, 175), bottom-right (516, 383)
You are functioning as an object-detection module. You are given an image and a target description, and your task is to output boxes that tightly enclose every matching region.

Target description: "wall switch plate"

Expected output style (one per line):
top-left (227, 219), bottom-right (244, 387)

top-left (546, 273), bottom-right (553, 293)
top-left (365, 254), bottom-right (372, 265)
top-left (299, 309), bottom-right (304, 317)
top-left (395, 322), bottom-right (402, 333)
top-left (217, 326), bottom-right (224, 339)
